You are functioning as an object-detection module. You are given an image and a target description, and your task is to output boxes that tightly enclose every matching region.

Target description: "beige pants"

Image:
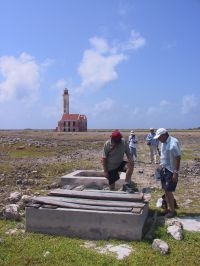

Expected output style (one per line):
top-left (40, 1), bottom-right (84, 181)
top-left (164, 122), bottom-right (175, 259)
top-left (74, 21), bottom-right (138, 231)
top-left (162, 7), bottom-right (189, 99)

top-left (149, 145), bottom-right (157, 163)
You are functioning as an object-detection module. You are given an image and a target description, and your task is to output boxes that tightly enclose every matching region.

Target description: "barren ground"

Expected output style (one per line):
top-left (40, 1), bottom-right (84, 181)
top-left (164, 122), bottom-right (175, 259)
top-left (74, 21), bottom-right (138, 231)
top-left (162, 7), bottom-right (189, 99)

top-left (0, 129), bottom-right (200, 215)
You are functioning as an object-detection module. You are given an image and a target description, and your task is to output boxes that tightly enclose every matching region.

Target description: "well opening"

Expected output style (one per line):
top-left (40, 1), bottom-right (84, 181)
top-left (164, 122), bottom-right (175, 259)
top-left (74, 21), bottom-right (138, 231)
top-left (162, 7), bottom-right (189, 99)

top-left (74, 171), bottom-right (104, 177)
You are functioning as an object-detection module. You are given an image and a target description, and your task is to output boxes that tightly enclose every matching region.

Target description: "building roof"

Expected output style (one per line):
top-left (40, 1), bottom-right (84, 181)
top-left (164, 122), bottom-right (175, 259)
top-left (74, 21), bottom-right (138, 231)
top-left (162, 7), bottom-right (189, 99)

top-left (60, 114), bottom-right (87, 121)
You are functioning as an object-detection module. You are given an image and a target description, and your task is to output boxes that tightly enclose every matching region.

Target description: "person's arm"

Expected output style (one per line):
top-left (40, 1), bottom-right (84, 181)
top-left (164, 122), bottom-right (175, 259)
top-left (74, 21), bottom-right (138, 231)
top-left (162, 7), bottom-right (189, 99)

top-left (102, 157), bottom-right (109, 178)
top-left (102, 142), bottom-right (110, 177)
top-left (146, 134), bottom-right (151, 144)
top-left (127, 153), bottom-right (134, 163)
top-left (134, 136), bottom-right (138, 143)
top-left (102, 157), bottom-right (107, 172)
top-left (172, 155), bottom-right (181, 182)
top-left (156, 140), bottom-right (160, 155)
top-left (125, 143), bottom-right (134, 165)
top-left (146, 134), bottom-right (150, 141)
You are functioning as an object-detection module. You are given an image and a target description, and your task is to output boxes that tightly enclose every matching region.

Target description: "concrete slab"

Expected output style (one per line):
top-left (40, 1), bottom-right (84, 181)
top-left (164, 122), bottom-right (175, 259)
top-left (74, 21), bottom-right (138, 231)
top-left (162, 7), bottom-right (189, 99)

top-left (26, 169), bottom-right (149, 241)
top-left (82, 242), bottom-right (134, 260)
top-left (177, 216), bottom-right (200, 232)
top-left (26, 203), bottom-right (148, 240)
top-left (60, 170), bottom-right (126, 189)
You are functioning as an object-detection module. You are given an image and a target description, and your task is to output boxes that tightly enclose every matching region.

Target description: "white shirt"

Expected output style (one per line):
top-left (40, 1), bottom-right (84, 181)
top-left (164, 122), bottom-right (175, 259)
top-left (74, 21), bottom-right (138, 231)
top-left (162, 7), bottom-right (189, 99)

top-left (128, 134), bottom-right (138, 148)
top-left (160, 136), bottom-right (181, 172)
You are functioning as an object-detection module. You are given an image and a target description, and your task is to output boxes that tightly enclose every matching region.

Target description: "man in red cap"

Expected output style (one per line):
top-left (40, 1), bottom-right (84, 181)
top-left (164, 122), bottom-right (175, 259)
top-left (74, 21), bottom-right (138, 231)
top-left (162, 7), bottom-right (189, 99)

top-left (102, 130), bottom-right (134, 192)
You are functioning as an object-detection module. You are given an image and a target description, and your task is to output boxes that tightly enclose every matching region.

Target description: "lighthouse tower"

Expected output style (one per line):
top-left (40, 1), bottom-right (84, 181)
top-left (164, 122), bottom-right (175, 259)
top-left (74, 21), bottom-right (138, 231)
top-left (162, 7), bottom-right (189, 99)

top-left (56, 88), bottom-right (87, 132)
top-left (63, 88), bottom-right (69, 114)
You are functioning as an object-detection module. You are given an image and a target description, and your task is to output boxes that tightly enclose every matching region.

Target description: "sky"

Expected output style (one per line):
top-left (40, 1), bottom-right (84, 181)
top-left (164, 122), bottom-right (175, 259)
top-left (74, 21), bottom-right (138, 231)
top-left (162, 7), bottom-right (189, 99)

top-left (0, 0), bottom-right (200, 130)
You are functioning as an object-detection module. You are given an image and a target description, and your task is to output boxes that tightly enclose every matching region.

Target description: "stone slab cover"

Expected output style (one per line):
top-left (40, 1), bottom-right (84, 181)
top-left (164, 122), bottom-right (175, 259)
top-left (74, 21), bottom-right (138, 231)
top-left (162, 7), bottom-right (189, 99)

top-left (25, 189), bottom-right (149, 240)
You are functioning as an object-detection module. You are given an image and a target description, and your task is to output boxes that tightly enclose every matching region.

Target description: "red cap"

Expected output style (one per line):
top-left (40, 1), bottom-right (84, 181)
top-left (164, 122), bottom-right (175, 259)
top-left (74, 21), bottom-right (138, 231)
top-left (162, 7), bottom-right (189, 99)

top-left (111, 130), bottom-right (122, 140)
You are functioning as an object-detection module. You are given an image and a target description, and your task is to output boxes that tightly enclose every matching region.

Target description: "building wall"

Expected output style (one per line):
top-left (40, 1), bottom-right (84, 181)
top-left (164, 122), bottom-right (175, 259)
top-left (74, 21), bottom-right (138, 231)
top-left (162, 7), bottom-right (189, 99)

top-left (58, 120), bottom-right (87, 132)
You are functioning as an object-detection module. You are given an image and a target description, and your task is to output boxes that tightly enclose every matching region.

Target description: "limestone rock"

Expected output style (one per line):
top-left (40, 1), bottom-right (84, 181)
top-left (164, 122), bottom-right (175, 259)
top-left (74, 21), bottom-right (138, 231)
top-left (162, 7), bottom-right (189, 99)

top-left (2, 204), bottom-right (21, 221)
top-left (8, 191), bottom-right (21, 203)
top-left (165, 218), bottom-right (183, 229)
top-left (152, 238), bottom-right (169, 254)
top-left (166, 218), bottom-right (184, 240)
top-left (21, 195), bottom-right (33, 203)
top-left (167, 225), bottom-right (183, 240)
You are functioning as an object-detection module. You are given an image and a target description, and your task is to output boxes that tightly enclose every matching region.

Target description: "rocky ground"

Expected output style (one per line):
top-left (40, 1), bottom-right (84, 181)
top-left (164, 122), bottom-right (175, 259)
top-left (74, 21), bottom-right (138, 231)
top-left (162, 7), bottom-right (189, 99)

top-left (0, 130), bottom-right (200, 216)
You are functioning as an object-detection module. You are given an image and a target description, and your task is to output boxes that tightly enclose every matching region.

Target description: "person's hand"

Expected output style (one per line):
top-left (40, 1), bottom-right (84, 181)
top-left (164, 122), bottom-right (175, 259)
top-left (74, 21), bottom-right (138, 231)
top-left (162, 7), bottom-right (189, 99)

top-left (172, 172), bottom-right (178, 182)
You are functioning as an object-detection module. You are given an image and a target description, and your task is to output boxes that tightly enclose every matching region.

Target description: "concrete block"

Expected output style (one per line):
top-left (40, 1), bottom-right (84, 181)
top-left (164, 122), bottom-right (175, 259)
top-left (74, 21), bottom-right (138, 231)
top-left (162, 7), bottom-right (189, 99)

top-left (61, 170), bottom-right (126, 189)
top-left (26, 170), bottom-right (149, 241)
top-left (26, 202), bottom-right (148, 240)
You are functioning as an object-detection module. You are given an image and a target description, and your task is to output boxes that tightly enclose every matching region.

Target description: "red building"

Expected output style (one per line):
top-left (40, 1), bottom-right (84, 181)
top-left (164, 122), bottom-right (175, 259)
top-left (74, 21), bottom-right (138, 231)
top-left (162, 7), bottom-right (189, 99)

top-left (56, 89), bottom-right (87, 132)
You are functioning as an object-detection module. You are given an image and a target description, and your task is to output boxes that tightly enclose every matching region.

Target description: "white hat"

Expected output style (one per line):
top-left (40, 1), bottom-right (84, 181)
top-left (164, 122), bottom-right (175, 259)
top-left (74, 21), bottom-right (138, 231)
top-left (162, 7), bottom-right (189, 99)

top-left (154, 128), bottom-right (167, 139)
top-left (150, 127), bottom-right (154, 130)
top-left (130, 130), bottom-right (134, 134)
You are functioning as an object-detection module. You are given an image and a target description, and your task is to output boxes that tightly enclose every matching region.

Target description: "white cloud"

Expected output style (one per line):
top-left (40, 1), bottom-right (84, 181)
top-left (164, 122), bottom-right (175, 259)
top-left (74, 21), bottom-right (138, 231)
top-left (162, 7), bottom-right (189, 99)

top-left (146, 106), bottom-right (158, 115)
top-left (41, 58), bottom-right (55, 68)
top-left (0, 53), bottom-right (40, 104)
top-left (118, 2), bottom-right (133, 17)
top-left (54, 79), bottom-right (68, 90)
top-left (76, 31), bottom-right (146, 93)
top-left (77, 48), bottom-right (125, 91)
top-left (181, 95), bottom-right (198, 114)
top-left (77, 38), bottom-right (126, 91)
top-left (89, 37), bottom-right (110, 54)
top-left (93, 97), bottom-right (114, 115)
top-left (42, 105), bottom-right (59, 118)
top-left (121, 30), bottom-right (146, 51)
top-left (160, 100), bottom-right (170, 106)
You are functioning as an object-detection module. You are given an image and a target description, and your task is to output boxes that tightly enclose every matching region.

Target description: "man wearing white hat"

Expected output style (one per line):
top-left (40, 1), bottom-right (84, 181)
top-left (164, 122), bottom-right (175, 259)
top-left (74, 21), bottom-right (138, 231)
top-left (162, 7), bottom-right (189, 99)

top-left (154, 128), bottom-right (181, 218)
top-left (146, 128), bottom-right (159, 164)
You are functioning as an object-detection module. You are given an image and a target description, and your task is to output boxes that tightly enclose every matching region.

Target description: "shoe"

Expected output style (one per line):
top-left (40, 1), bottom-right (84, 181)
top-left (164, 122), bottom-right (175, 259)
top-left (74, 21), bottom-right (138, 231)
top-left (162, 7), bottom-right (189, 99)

top-left (122, 183), bottom-right (134, 193)
top-left (165, 211), bottom-right (177, 218)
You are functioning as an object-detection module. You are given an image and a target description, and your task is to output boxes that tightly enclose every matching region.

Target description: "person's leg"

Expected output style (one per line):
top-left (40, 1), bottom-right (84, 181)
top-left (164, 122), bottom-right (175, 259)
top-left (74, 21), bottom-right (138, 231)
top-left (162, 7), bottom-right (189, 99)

top-left (150, 146), bottom-right (154, 163)
top-left (125, 161), bottom-right (133, 183)
top-left (161, 170), bottom-right (177, 217)
top-left (153, 146), bottom-right (157, 164)
top-left (117, 161), bottom-right (134, 192)
top-left (133, 148), bottom-right (137, 161)
top-left (129, 146), bottom-right (134, 160)
top-left (109, 183), bottom-right (115, 191)
top-left (107, 169), bottom-right (120, 191)
top-left (165, 191), bottom-right (175, 212)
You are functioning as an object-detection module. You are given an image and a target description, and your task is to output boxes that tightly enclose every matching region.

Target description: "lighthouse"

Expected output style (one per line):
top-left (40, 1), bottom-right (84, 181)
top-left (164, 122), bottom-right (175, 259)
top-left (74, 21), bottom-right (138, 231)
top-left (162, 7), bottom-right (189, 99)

top-left (56, 88), bottom-right (87, 132)
top-left (63, 88), bottom-right (69, 114)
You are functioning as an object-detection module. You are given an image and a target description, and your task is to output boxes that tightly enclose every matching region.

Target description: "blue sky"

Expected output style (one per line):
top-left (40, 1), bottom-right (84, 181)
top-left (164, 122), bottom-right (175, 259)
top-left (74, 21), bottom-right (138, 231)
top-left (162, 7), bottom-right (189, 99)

top-left (0, 0), bottom-right (200, 130)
